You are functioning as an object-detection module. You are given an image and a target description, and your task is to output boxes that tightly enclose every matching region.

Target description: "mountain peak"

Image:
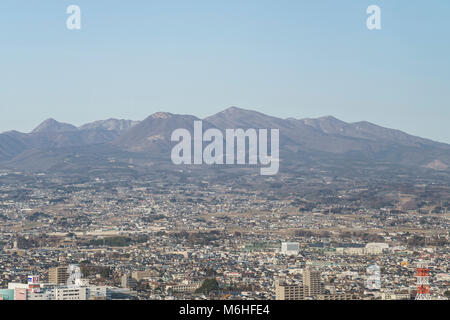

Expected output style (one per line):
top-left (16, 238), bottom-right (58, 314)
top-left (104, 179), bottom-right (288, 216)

top-left (205, 106), bottom-right (288, 130)
top-left (299, 115), bottom-right (348, 134)
top-left (223, 106), bottom-right (246, 113)
top-left (150, 112), bottom-right (173, 119)
top-left (318, 115), bottom-right (345, 122)
top-left (209, 106), bottom-right (274, 120)
top-left (79, 118), bottom-right (139, 132)
top-left (31, 118), bottom-right (78, 133)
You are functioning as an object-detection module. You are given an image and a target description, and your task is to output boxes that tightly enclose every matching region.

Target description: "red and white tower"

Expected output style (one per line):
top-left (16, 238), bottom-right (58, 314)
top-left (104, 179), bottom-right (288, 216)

top-left (415, 255), bottom-right (431, 300)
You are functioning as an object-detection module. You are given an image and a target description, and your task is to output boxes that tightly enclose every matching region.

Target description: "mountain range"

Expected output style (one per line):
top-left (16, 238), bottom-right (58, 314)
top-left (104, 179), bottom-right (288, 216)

top-left (0, 107), bottom-right (448, 173)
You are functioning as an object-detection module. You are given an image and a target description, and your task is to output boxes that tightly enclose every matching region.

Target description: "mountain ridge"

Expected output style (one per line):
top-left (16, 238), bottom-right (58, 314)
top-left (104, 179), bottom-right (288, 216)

top-left (31, 118), bottom-right (78, 133)
top-left (0, 107), bottom-right (448, 172)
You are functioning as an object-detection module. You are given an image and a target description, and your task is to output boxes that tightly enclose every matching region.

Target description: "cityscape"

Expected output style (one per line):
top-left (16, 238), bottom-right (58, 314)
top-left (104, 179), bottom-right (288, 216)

top-left (1, 2), bottom-right (449, 305)
top-left (0, 128), bottom-right (448, 300)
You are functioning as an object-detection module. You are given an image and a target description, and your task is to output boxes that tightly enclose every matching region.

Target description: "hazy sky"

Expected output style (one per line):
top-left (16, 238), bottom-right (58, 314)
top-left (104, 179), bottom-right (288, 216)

top-left (1, 1), bottom-right (449, 142)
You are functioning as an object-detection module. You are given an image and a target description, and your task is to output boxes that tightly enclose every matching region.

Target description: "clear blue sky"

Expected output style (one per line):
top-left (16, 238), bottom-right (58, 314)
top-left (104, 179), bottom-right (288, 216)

top-left (1, 0), bottom-right (449, 142)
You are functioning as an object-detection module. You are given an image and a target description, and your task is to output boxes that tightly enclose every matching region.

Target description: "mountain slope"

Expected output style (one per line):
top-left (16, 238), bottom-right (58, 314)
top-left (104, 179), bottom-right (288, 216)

top-left (79, 118), bottom-right (139, 132)
top-left (32, 118), bottom-right (78, 133)
top-left (25, 130), bottom-right (119, 150)
top-left (0, 131), bottom-right (28, 161)
top-left (113, 112), bottom-right (215, 153)
top-left (300, 117), bottom-right (447, 149)
top-left (206, 107), bottom-right (450, 167)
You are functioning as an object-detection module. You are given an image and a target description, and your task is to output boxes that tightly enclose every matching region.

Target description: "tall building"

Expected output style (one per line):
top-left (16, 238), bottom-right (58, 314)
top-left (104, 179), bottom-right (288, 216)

top-left (6, 277), bottom-right (112, 300)
top-left (26, 285), bottom-right (111, 300)
top-left (48, 266), bottom-right (69, 285)
top-left (121, 274), bottom-right (137, 289)
top-left (303, 267), bottom-right (323, 297)
top-left (281, 242), bottom-right (300, 255)
top-left (131, 270), bottom-right (152, 281)
top-left (274, 279), bottom-right (304, 300)
top-left (169, 281), bottom-right (202, 293)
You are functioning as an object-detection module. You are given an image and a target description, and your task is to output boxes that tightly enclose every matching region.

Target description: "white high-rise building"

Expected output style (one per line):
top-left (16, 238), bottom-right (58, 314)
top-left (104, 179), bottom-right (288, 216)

top-left (281, 242), bottom-right (300, 255)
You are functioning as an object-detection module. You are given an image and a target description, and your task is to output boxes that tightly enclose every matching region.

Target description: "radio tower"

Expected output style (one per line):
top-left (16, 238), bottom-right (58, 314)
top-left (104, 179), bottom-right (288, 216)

top-left (415, 253), bottom-right (431, 300)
